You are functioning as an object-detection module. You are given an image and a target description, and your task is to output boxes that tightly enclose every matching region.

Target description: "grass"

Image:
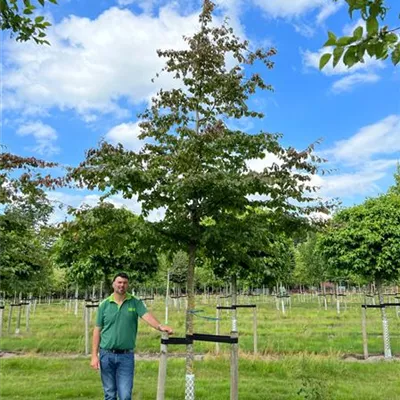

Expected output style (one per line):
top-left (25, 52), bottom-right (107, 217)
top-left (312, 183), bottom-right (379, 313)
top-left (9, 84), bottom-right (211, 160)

top-left (1, 294), bottom-right (399, 355)
top-left (1, 355), bottom-right (400, 399)
top-left (1, 294), bottom-right (400, 399)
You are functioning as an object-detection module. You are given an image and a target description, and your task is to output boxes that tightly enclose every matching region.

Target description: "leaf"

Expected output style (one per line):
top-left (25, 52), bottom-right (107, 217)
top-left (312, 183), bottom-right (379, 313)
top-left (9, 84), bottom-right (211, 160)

top-left (34, 16), bottom-right (45, 23)
top-left (353, 26), bottom-right (363, 40)
top-left (323, 31), bottom-right (337, 47)
top-left (366, 44), bottom-right (376, 57)
top-left (337, 36), bottom-right (355, 46)
top-left (343, 46), bottom-right (357, 68)
top-left (392, 43), bottom-right (400, 65)
top-left (385, 33), bottom-right (399, 44)
top-left (333, 46), bottom-right (345, 67)
top-left (319, 53), bottom-right (332, 70)
top-left (374, 42), bottom-right (386, 59)
top-left (38, 0), bottom-right (45, 6)
top-left (366, 16), bottom-right (379, 35)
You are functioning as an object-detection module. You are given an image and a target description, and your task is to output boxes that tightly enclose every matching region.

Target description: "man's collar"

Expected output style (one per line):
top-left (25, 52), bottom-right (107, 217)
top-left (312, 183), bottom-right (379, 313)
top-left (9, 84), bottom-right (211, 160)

top-left (108, 293), bottom-right (133, 303)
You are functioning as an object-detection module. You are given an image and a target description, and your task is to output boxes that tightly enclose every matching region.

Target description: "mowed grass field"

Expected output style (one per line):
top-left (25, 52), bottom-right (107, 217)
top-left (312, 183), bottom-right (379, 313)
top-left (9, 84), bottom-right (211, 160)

top-left (1, 293), bottom-right (400, 399)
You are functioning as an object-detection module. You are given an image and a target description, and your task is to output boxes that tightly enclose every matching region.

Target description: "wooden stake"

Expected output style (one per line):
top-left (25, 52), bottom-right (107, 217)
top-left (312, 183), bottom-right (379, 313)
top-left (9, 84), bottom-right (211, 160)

top-left (361, 306), bottom-right (368, 360)
top-left (156, 332), bottom-right (169, 400)
top-left (253, 306), bottom-right (257, 355)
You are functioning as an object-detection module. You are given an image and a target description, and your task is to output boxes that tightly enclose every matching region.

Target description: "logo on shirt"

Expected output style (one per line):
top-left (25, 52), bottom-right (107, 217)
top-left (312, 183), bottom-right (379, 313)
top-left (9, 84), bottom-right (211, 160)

top-left (128, 307), bottom-right (136, 312)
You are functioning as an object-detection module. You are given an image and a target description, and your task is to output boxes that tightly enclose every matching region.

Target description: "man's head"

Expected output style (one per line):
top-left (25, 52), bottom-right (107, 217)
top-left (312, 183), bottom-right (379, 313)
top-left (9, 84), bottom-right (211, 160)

top-left (112, 272), bottom-right (129, 295)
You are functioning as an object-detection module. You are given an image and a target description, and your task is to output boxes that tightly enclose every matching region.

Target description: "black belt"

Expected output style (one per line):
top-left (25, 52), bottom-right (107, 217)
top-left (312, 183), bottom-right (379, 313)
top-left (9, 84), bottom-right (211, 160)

top-left (101, 348), bottom-right (133, 354)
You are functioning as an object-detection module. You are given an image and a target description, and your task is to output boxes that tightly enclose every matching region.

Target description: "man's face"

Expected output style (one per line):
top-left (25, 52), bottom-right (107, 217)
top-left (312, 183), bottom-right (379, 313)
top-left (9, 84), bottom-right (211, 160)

top-left (113, 277), bottom-right (129, 295)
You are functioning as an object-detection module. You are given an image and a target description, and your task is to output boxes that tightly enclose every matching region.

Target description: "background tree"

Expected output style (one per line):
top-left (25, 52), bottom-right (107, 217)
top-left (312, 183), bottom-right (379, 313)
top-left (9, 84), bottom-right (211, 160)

top-left (1, 0), bottom-right (57, 44)
top-left (294, 232), bottom-right (329, 289)
top-left (71, 1), bottom-right (327, 395)
top-left (203, 209), bottom-right (298, 294)
top-left (318, 191), bottom-right (400, 358)
top-left (53, 203), bottom-right (159, 290)
top-left (169, 250), bottom-right (188, 294)
top-left (320, 0), bottom-right (399, 69)
top-left (0, 195), bottom-right (55, 295)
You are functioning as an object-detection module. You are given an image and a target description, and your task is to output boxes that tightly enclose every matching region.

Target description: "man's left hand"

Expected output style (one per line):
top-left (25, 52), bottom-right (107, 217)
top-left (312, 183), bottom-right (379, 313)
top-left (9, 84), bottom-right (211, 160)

top-left (158, 325), bottom-right (173, 334)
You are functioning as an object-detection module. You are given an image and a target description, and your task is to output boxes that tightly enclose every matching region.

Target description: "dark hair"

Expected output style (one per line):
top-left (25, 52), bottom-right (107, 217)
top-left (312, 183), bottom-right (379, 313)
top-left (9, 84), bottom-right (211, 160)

top-left (113, 272), bottom-right (129, 282)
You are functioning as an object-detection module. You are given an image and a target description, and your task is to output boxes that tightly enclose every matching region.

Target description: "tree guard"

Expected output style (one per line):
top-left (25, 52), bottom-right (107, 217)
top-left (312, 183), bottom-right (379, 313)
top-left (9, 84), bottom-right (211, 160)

top-left (157, 333), bottom-right (239, 400)
top-left (361, 303), bottom-right (397, 359)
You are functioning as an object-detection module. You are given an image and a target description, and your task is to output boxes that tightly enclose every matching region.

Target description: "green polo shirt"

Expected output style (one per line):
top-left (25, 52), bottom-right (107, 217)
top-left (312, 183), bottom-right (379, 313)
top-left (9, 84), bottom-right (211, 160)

top-left (96, 293), bottom-right (148, 351)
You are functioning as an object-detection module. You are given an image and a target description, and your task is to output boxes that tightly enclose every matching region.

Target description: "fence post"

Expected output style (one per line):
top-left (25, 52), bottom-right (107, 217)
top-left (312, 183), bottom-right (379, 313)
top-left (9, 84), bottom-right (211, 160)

top-left (25, 302), bottom-right (31, 332)
top-left (85, 304), bottom-right (90, 355)
top-left (361, 306), bottom-right (368, 360)
top-left (7, 304), bottom-right (13, 333)
top-left (15, 304), bottom-right (22, 334)
top-left (253, 306), bottom-right (257, 355)
top-left (0, 305), bottom-right (4, 338)
top-left (216, 297), bottom-right (221, 355)
top-left (157, 332), bottom-right (169, 400)
top-left (230, 331), bottom-right (239, 400)
top-left (74, 284), bottom-right (79, 316)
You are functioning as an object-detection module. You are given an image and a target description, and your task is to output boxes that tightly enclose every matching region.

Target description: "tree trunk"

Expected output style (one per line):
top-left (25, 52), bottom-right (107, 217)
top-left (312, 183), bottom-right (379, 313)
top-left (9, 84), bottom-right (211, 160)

top-left (377, 283), bottom-right (392, 359)
top-left (185, 243), bottom-right (196, 400)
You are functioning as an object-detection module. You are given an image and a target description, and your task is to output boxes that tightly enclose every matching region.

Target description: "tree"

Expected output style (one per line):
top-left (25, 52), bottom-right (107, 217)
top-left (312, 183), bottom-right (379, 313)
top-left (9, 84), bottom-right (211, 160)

top-left (1, 0), bottom-right (57, 44)
top-left (170, 250), bottom-right (188, 291)
top-left (0, 198), bottom-right (55, 294)
top-left (71, 1), bottom-right (327, 395)
top-left (203, 209), bottom-right (299, 292)
top-left (318, 193), bottom-right (400, 358)
top-left (53, 203), bottom-right (159, 289)
top-left (294, 232), bottom-right (329, 288)
top-left (320, 0), bottom-right (400, 69)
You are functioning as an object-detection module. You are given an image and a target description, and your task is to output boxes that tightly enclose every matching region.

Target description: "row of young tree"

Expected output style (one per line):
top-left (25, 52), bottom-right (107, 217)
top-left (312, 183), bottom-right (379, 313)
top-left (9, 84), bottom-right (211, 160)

top-left (2, 165), bottom-right (400, 296)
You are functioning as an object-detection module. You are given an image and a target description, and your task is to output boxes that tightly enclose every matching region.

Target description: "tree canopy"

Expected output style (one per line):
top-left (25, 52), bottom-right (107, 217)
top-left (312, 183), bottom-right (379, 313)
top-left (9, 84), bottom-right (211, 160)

top-left (53, 203), bottom-right (159, 287)
top-left (318, 193), bottom-right (400, 284)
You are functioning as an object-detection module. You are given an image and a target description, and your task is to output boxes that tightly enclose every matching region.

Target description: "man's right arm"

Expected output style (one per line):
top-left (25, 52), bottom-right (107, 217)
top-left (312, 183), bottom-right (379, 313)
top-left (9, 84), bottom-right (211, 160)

top-left (90, 326), bottom-right (101, 370)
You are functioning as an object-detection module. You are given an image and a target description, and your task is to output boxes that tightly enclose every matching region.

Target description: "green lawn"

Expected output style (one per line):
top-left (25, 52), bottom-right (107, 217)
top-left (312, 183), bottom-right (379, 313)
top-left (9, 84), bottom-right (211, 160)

top-left (1, 294), bottom-right (399, 355)
top-left (1, 355), bottom-right (400, 399)
top-left (1, 294), bottom-right (400, 399)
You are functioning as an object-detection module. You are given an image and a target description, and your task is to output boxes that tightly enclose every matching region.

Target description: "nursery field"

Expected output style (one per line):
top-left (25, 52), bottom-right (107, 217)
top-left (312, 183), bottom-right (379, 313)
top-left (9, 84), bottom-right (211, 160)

top-left (1, 294), bottom-right (400, 399)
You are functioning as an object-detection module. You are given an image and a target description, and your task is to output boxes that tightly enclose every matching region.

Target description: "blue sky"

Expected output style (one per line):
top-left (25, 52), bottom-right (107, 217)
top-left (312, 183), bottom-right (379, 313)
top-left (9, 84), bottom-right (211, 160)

top-left (1, 0), bottom-right (399, 222)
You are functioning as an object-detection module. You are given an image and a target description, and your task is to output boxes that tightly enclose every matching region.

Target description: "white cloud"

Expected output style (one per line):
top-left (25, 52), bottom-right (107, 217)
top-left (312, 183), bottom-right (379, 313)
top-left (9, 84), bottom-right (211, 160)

top-left (3, 6), bottom-right (200, 119)
top-left (313, 160), bottom-right (398, 200)
top-left (312, 115), bottom-right (400, 201)
top-left (293, 23), bottom-right (315, 38)
top-left (117, 0), bottom-right (159, 14)
top-left (47, 191), bottom-right (165, 224)
top-left (105, 122), bottom-right (144, 151)
top-left (316, 1), bottom-right (344, 25)
top-left (16, 121), bottom-right (59, 155)
top-left (252, 0), bottom-right (325, 18)
top-left (323, 115), bottom-right (400, 165)
top-left (331, 72), bottom-right (380, 93)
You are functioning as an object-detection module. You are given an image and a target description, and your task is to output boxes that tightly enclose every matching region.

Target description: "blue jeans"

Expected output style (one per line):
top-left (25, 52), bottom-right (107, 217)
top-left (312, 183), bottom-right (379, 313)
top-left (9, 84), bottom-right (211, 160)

top-left (99, 349), bottom-right (135, 400)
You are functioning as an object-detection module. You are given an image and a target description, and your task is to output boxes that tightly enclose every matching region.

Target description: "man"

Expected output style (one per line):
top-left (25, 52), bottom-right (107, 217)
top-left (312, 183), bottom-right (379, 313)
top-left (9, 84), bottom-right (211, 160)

top-left (90, 272), bottom-right (173, 400)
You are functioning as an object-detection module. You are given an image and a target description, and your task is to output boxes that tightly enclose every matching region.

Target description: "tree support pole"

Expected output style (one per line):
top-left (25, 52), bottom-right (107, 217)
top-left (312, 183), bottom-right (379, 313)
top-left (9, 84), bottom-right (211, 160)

top-left (230, 275), bottom-right (238, 400)
top-left (157, 332), bottom-right (169, 400)
top-left (361, 306), bottom-right (368, 360)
